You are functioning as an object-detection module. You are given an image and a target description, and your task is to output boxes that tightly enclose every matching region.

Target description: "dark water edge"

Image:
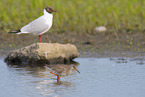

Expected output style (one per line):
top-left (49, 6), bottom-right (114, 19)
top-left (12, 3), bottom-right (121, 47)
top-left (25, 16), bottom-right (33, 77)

top-left (1, 50), bottom-right (145, 67)
top-left (79, 51), bottom-right (145, 58)
top-left (1, 49), bottom-right (145, 59)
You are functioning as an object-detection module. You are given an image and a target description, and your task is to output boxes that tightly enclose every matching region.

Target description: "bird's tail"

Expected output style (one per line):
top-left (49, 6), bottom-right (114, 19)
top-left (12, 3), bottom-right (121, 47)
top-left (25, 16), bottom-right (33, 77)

top-left (8, 30), bottom-right (21, 34)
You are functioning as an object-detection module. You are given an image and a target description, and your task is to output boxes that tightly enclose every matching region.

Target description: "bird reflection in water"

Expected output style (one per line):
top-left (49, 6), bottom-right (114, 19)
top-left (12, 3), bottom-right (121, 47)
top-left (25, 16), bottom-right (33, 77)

top-left (45, 64), bottom-right (80, 83)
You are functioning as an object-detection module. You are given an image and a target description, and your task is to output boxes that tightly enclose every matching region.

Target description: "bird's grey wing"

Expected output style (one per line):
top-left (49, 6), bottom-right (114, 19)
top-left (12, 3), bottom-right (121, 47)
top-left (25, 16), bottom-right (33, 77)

top-left (21, 16), bottom-right (49, 34)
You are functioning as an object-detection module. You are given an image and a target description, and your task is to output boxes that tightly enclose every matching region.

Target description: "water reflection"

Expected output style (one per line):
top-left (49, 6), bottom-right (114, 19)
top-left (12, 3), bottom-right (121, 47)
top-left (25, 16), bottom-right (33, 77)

top-left (6, 62), bottom-right (79, 96)
top-left (7, 62), bottom-right (79, 77)
top-left (34, 80), bottom-right (73, 96)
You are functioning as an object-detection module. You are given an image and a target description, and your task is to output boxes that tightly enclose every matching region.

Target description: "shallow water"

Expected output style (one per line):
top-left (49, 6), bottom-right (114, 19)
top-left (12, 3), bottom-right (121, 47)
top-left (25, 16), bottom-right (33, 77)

top-left (0, 57), bottom-right (145, 97)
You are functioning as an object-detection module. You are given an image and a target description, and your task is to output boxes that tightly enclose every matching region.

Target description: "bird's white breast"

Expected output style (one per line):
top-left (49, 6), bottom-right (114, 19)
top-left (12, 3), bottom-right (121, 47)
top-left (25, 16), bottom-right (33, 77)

top-left (39, 13), bottom-right (53, 35)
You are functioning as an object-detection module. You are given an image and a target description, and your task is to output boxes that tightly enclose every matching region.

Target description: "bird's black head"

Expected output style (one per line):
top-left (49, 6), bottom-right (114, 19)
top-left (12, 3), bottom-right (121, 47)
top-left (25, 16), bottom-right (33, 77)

top-left (45, 7), bottom-right (56, 13)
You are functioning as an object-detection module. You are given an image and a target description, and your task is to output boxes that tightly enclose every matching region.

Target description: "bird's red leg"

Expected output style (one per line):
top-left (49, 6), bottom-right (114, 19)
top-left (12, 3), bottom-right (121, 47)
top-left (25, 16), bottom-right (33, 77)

top-left (57, 76), bottom-right (60, 83)
top-left (39, 35), bottom-right (41, 43)
top-left (50, 71), bottom-right (61, 83)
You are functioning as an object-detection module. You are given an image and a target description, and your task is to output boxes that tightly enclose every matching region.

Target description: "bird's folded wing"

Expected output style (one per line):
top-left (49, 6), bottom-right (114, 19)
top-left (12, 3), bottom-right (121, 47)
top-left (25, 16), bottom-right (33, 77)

top-left (21, 16), bottom-right (49, 34)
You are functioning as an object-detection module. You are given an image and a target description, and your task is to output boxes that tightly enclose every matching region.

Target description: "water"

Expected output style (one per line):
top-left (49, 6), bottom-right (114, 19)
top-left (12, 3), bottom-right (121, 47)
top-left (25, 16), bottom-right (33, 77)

top-left (0, 57), bottom-right (145, 97)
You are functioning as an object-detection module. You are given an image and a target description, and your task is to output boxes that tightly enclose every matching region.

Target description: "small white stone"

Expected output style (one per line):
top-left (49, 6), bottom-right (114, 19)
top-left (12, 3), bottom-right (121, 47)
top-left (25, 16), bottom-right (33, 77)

top-left (95, 26), bottom-right (107, 32)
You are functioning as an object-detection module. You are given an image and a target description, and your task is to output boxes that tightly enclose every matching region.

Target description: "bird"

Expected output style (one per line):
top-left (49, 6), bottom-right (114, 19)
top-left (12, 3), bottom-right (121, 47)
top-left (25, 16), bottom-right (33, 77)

top-left (44, 64), bottom-right (80, 83)
top-left (8, 7), bottom-right (56, 43)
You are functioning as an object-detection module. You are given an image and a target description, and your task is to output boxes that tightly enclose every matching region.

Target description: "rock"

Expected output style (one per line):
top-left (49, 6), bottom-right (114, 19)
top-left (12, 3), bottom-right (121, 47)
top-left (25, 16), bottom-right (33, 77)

top-left (95, 26), bottom-right (107, 32)
top-left (4, 43), bottom-right (80, 65)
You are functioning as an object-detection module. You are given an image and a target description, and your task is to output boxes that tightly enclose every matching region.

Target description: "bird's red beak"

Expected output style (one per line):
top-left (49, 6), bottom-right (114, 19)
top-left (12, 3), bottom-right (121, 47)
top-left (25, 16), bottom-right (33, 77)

top-left (73, 66), bottom-right (80, 73)
top-left (52, 10), bottom-right (56, 12)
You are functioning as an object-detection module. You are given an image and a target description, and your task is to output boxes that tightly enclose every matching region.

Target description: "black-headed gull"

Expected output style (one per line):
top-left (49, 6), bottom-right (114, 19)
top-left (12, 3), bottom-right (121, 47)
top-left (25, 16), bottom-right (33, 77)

top-left (9, 7), bottom-right (56, 42)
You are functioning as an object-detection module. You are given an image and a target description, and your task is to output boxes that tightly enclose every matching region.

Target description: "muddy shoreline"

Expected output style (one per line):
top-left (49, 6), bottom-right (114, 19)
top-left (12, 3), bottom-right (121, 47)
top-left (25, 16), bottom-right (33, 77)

top-left (0, 32), bottom-right (145, 58)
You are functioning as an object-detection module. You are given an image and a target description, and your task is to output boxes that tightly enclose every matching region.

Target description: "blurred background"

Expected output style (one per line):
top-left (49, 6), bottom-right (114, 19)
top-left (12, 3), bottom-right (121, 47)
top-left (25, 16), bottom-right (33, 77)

top-left (0, 1), bottom-right (145, 97)
top-left (0, 0), bottom-right (145, 56)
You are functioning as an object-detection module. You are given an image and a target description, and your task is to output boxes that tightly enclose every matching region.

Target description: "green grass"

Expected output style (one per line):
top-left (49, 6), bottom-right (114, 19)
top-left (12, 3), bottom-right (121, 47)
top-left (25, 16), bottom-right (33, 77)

top-left (0, 0), bottom-right (145, 34)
